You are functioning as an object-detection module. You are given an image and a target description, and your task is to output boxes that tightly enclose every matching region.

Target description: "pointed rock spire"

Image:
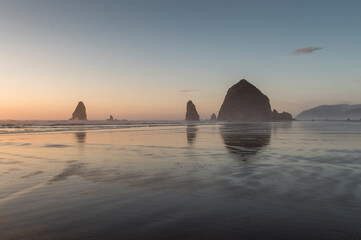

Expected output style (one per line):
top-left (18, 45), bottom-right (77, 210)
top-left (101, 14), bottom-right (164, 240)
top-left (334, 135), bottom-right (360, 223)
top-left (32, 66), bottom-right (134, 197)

top-left (69, 101), bottom-right (87, 120)
top-left (185, 100), bottom-right (200, 121)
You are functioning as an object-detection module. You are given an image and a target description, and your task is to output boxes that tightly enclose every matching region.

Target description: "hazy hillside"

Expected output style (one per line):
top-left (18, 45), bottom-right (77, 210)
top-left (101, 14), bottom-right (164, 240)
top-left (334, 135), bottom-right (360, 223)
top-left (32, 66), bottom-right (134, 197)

top-left (296, 104), bottom-right (361, 120)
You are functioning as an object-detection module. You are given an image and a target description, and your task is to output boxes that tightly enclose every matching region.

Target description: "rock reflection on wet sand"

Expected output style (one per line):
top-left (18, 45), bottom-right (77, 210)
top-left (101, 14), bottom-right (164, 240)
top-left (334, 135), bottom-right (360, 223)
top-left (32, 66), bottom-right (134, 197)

top-left (220, 123), bottom-right (271, 160)
top-left (186, 125), bottom-right (198, 145)
top-left (0, 122), bottom-right (361, 239)
top-left (74, 132), bottom-right (86, 144)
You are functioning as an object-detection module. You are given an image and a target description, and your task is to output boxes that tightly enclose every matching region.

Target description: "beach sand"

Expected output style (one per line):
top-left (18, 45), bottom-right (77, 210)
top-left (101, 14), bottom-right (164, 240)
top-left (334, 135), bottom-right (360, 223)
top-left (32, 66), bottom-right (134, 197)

top-left (0, 122), bottom-right (360, 239)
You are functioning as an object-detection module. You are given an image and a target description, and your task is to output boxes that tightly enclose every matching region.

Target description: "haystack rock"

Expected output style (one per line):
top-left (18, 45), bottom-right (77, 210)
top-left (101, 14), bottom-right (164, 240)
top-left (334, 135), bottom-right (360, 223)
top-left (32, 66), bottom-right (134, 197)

top-left (69, 101), bottom-right (87, 120)
top-left (210, 113), bottom-right (217, 121)
top-left (185, 100), bottom-right (200, 121)
top-left (218, 80), bottom-right (272, 121)
top-left (218, 79), bottom-right (292, 121)
top-left (106, 115), bottom-right (114, 121)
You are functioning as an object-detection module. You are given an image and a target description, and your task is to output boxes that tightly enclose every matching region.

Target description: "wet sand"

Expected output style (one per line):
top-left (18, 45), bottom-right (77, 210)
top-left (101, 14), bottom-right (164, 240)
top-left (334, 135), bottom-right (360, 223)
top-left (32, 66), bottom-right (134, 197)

top-left (0, 121), bottom-right (361, 239)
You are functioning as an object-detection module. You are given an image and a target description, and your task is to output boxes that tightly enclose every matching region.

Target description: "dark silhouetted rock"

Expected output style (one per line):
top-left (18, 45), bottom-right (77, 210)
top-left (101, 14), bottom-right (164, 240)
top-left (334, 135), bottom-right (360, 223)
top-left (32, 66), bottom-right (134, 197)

top-left (271, 109), bottom-right (293, 121)
top-left (185, 100), bottom-right (200, 121)
top-left (106, 115), bottom-right (114, 121)
top-left (210, 113), bottom-right (217, 121)
top-left (218, 80), bottom-right (272, 121)
top-left (69, 101), bottom-right (87, 120)
top-left (218, 79), bottom-right (293, 122)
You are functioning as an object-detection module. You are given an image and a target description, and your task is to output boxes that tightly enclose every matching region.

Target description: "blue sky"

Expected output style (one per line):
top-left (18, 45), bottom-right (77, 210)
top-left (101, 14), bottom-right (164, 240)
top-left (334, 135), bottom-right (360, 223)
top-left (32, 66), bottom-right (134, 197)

top-left (0, 0), bottom-right (360, 119)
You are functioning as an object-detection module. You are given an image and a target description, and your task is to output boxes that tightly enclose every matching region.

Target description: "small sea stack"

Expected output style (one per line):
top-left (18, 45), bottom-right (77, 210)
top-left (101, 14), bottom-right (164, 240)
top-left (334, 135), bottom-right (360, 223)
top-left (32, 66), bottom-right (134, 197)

top-left (210, 113), bottom-right (217, 121)
top-left (185, 100), bottom-right (200, 121)
top-left (69, 101), bottom-right (87, 120)
top-left (106, 115), bottom-right (114, 121)
top-left (271, 109), bottom-right (293, 121)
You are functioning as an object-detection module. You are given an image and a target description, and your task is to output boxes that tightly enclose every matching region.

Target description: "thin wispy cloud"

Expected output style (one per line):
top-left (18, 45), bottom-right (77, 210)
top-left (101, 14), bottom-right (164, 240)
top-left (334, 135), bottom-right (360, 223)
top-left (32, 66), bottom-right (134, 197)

top-left (178, 89), bottom-right (199, 93)
top-left (293, 47), bottom-right (323, 55)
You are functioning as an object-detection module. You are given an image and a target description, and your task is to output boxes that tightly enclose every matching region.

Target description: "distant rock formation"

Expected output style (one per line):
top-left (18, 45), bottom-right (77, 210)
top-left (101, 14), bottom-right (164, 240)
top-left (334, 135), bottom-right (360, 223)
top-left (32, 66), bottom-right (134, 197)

top-left (69, 101), bottom-right (87, 120)
top-left (210, 113), bottom-right (217, 121)
top-left (296, 104), bottom-right (361, 120)
top-left (271, 109), bottom-right (293, 121)
top-left (106, 115), bottom-right (114, 121)
top-left (185, 100), bottom-right (200, 121)
top-left (218, 79), bottom-right (292, 122)
top-left (218, 79), bottom-right (272, 121)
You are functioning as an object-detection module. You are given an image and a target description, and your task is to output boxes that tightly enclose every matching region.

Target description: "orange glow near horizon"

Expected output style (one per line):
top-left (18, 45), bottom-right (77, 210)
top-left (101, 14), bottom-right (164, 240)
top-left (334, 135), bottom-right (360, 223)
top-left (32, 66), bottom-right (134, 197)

top-left (1, 0), bottom-right (361, 121)
top-left (1, 49), bottom-right (359, 120)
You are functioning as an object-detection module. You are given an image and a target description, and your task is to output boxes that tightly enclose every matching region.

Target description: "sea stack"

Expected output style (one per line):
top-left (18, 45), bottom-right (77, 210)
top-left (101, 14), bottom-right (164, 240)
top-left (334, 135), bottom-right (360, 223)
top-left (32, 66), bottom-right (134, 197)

top-left (218, 79), bottom-right (293, 121)
top-left (69, 101), bottom-right (87, 120)
top-left (218, 80), bottom-right (272, 121)
top-left (107, 115), bottom-right (114, 121)
top-left (210, 113), bottom-right (217, 121)
top-left (271, 109), bottom-right (293, 121)
top-left (185, 100), bottom-right (200, 121)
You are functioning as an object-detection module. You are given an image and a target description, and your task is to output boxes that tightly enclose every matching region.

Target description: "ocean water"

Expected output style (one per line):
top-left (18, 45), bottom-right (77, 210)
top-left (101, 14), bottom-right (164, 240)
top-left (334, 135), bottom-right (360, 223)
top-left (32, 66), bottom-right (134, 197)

top-left (0, 121), bottom-right (360, 239)
top-left (0, 120), bottom-right (182, 135)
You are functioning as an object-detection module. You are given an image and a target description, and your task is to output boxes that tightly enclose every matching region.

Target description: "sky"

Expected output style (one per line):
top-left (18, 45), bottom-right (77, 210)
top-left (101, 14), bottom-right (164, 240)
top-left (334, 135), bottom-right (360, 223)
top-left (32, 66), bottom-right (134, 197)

top-left (0, 0), bottom-right (360, 120)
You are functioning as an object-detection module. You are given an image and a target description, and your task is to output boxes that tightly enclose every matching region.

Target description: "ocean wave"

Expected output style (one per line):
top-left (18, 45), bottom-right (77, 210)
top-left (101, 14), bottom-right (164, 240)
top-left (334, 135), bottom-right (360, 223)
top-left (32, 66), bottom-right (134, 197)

top-left (0, 120), bottom-right (207, 135)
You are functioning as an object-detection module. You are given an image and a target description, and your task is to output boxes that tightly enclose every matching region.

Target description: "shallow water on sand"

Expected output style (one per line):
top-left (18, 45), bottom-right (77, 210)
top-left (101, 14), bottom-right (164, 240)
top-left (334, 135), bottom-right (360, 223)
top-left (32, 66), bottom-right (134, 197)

top-left (0, 121), bottom-right (361, 239)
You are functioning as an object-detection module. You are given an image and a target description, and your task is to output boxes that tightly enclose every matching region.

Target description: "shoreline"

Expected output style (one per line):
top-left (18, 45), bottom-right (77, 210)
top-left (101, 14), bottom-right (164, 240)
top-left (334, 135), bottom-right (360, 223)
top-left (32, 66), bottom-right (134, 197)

top-left (0, 120), bottom-right (359, 136)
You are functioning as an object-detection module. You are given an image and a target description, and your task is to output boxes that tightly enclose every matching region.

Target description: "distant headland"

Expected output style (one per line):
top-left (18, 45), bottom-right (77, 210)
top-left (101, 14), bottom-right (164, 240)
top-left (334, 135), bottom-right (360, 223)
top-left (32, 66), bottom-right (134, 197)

top-left (296, 104), bottom-right (361, 120)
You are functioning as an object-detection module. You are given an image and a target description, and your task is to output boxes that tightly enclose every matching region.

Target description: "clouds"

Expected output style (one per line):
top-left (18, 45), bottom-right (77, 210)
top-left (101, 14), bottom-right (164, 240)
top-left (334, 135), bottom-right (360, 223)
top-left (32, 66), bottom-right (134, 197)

top-left (293, 47), bottom-right (323, 54)
top-left (178, 89), bottom-right (199, 93)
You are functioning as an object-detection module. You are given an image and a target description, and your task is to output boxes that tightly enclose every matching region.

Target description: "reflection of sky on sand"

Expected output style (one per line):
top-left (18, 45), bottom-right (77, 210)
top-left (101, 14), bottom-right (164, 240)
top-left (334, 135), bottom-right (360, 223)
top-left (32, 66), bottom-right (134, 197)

top-left (0, 122), bottom-right (361, 239)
